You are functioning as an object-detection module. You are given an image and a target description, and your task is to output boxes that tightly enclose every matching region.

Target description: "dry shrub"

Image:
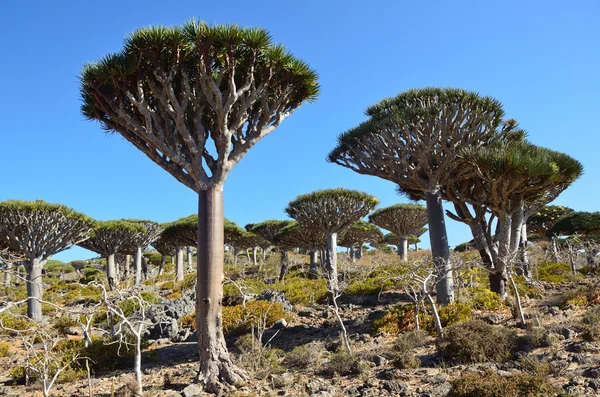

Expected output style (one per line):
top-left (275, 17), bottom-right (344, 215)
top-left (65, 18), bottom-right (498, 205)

top-left (448, 370), bottom-right (555, 397)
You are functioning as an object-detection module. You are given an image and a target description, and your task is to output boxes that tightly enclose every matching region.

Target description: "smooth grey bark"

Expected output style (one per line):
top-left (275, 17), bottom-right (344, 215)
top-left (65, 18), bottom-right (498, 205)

top-left (176, 247), bottom-right (184, 282)
top-left (510, 198), bottom-right (524, 254)
top-left (357, 245), bottom-right (363, 259)
top-left (309, 250), bottom-right (318, 274)
top-left (233, 247), bottom-right (238, 267)
top-left (106, 254), bottom-right (117, 291)
top-left (134, 246), bottom-right (143, 287)
top-left (398, 236), bottom-right (408, 261)
top-left (187, 247), bottom-right (193, 271)
top-left (492, 214), bottom-right (511, 298)
top-left (425, 190), bottom-right (454, 305)
top-left (3, 263), bottom-right (11, 287)
top-left (158, 255), bottom-right (166, 276)
top-left (26, 258), bottom-right (45, 320)
top-left (252, 247), bottom-right (258, 267)
top-left (279, 250), bottom-right (289, 282)
top-left (124, 254), bottom-right (132, 280)
top-left (196, 189), bottom-right (245, 390)
top-left (326, 232), bottom-right (340, 295)
top-left (171, 256), bottom-right (175, 265)
top-left (349, 246), bottom-right (356, 262)
top-left (519, 223), bottom-right (531, 278)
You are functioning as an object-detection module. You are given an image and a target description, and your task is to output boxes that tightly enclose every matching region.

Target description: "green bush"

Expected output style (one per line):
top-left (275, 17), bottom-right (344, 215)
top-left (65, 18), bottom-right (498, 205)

top-left (580, 305), bottom-right (600, 341)
top-left (0, 314), bottom-right (33, 335)
top-left (0, 341), bottom-right (9, 357)
top-left (53, 315), bottom-right (79, 335)
top-left (437, 320), bottom-right (518, 364)
top-left (371, 304), bottom-right (416, 334)
top-left (45, 260), bottom-right (75, 274)
top-left (81, 266), bottom-right (102, 283)
top-left (345, 277), bottom-right (393, 296)
top-left (536, 261), bottom-right (579, 283)
top-left (391, 330), bottom-right (426, 369)
top-left (276, 277), bottom-right (328, 305)
top-left (464, 287), bottom-right (505, 311)
top-left (320, 351), bottom-right (369, 377)
top-left (448, 370), bottom-right (555, 397)
top-left (283, 342), bottom-right (323, 369)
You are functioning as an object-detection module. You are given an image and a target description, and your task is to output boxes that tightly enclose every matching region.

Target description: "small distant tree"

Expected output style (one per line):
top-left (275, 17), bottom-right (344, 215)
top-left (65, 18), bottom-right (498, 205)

top-left (78, 220), bottom-right (145, 290)
top-left (285, 188), bottom-right (378, 293)
top-left (328, 88), bottom-right (507, 305)
top-left (80, 20), bottom-right (319, 391)
top-left (368, 204), bottom-right (427, 261)
top-left (152, 232), bottom-right (178, 275)
top-left (162, 215), bottom-right (198, 282)
top-left (122, 219), bottom-right (162, 286)
top-left (408, 227), bottom-right (427, 250)
top-left (338, 220), bottom-right (382, 261)
top-left (275, 221), bottom-right (325, 273)
top-left (246, 220), bottom-right (294, 280)
top-left (230, 231), bottom-right (266, 269)
top-left (550, 211), bottom-right (600, 237)
top-left (0, 200), bottom-right (94, 319)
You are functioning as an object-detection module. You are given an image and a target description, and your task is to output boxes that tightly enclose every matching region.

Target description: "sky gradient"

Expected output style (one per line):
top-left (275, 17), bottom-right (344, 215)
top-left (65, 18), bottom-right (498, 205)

top-left (1, 0), bottom-right (598, 262)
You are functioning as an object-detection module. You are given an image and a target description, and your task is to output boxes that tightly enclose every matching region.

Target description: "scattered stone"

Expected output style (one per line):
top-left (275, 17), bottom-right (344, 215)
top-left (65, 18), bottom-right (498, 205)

top-left (273, 318), bottom-right (288, 329)
top-left (182, 384), bottom-right (203, 397)
top-left (548, 306), bottom-right (561, 316)
top-left (272, 372), bottom-right (294, 388)
top-left (382, 380), bottom-right (410, 395)
top-left (64, 326), bottom-right (82, 336)
top-left (373, 355), bottom-right (387, 367)
top-left (298, 308), bottom-right (317, 318)
top-left (562, 328), bottom-right (577, 340)
top-left (588, 379), bottom-right (600, 391)
top-left (484, 314), bottom-right (504, 325)
top-left (257, 290), bottom-right (293, 312)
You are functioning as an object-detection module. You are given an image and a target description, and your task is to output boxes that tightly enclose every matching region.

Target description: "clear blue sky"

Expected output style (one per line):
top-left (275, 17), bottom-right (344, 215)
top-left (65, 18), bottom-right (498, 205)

top-left (1, 1), bottom-right (598, 262)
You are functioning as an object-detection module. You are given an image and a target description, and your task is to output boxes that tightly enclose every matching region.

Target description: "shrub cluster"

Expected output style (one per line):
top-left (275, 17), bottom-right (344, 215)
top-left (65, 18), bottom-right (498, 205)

top-left (448, 370), bottom-right (555, 397)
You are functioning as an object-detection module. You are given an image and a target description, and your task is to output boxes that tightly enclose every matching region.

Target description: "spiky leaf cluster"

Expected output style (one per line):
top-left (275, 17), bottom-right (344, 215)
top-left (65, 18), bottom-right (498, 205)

top-left (229, 231), bottom-right (267, 250)
top-left (120, 219), bottom-right (163, 253)
top-left (78, 220), bottom-right (144, 256)
top-left (274, 221), bottom-right (325, 250)
top-left (81, 20), bottom-right (319, 191)
top-left (368, 203), bottom-right (427, 238)
top-left (246, 220), bottom-right (294, 244)
top-left (338, 220), bottom-right (383, 248)
top-left (285, 188), bottom-right (379, 233)
top-left (463, 141), bottom-right (583, 214)
top-left (550, 212), bottom-right (600, 237)
top-left (527, 205), bottom-right (574, 235)
top-left (328, 88), bottom-right (507, 191)
top-left (0, 200), bottom-right (95, 260)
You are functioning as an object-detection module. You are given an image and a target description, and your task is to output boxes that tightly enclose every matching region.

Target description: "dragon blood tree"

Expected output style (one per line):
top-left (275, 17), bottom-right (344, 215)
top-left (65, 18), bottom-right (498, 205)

top-left (80, 21), bottom-right (318, 389)
top-left (152, 230), bottom-right (178, 275)
top-left (285, 188), bottom-right (378, 293)
top-left (368, 204), bottom-right (427, 261)
top-left (246, 220), bottom-right (294, 280)
top-left (122, 219), bottom-right (162, 286)
top-left (274, 221), bottom-right (325, 273)
top-left (338, 220), bottom-right (383, 261)
top-left (461, 140), bottom-right (582, 296)
top-left (0, 200), bottom-right (94, 319)
top-left (162, 215), bottom-right (197, 282)
top-left (409, 227), bottom-right (428, 250)
top-left (230, 231), bottom-right (266, 268)
top-left (79, 220), bottom-right (145, 290)
top-left (328, 88), bottom-right (507, 305)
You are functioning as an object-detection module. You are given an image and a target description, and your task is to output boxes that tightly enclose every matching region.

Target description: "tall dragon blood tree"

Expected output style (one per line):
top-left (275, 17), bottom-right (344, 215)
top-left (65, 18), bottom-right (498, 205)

top-left (285, 188), bottom-right (378, 294)
top-left (338, 220), bottom-right (382, 261)
top-left (162, 215), bottom-right (197, 282)
top-left (274, 221), bottom-right (325, 273)
top-left (368, 204), bottom-right (428, 261)
top-left (80, 21), bottom-right (318, 390)
top-left (78, 220), bottom-right (145, 290)
top-left (246, 220), bottom-right (294, 280)
top-left (0, 200), bottom-right (94, 320)
top-left (152, 230), bottom-right (179, 275)
top-left (123, 219), bottom-right (162, 286)
top-left (328, 88), bottom-right (508, 305)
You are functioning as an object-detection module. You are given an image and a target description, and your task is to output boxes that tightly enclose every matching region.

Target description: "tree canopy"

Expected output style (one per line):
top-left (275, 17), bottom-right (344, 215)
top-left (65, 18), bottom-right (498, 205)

top-left (80, 21), bottom-right (319, 191)
top-left (285, 188), bottom-right (379, 233)
top-left (550, 211), bottom-right (600, 237)
top-left (338, 220), bottom-right (382, 248)
top-left (527, 205), bottom-right (574, 235)
top-left (368, 203), bottom-right (427, 238)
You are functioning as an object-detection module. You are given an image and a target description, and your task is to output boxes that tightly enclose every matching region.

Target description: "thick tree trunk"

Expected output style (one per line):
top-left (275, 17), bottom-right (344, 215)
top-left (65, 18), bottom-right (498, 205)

top-left (510, 198), bottom-right (524, 255)
top-left (158, 255), bottom-right (166, 276)
top-left (233, 247), bottom-right (238, 267)
top-left (134, 246), bottom-right (142, 287)
top-left (349, 246), bottom-right (356, 262)
top-left (123, 255), bottom-right (130, 280)
top-left (187, 247), bottom-right (193, 271)
top-left (196, 189), bottom-right (246, 392)
top-left (171, 256), bottom-right (175, 265)
top-left (252, 247), bottom-right (258, 267)
top-left (326, 232), bottom-right (339, 295)
top-left (134, 339), bottom-right (142, 396)
top-left (519, 223), bottom-right (531, 278)
top-left (26, 258), bottom-right (45, 320)
top-left (357, 245), bottom-right (363, 259)
top-left (106, 254), bottom-right (117, 291)
top-left (491, 214), bottom-right (511, 298)
top-left (398, 236), bottom-right (408, 261)
top-left (3, 263), bottom-right (11, 287)
top-left (425, 190), bottom-right (454, 305)
top-left (279, 250), bottom-right (289, 282)
top-left (309, 250), bottom-right (318, 274)
top-left (320, 249), bottom-right (326, 268)
top-left (176, 247), bottom-right (184, 282)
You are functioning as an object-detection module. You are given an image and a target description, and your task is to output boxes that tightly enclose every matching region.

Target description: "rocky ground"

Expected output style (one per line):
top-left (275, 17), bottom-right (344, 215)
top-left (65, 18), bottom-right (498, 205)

top-left (2, 276), bottom-right (600, 397)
